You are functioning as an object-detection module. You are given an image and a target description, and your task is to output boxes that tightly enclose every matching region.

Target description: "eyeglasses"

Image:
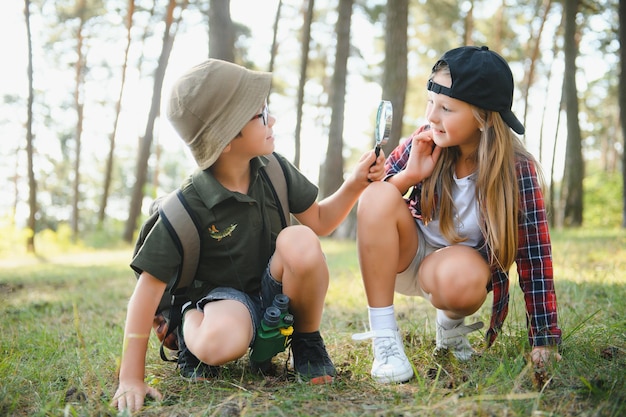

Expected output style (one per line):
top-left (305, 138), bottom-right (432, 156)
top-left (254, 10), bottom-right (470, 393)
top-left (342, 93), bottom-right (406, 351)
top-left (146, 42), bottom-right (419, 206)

top-left (252, 105), bottom-right (269, 126)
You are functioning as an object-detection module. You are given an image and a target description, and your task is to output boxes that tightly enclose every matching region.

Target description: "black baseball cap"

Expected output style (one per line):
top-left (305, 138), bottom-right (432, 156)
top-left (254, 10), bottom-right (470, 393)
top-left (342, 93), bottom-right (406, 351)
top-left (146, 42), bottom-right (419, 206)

top-left (427, 45), bottom-right (525, 135)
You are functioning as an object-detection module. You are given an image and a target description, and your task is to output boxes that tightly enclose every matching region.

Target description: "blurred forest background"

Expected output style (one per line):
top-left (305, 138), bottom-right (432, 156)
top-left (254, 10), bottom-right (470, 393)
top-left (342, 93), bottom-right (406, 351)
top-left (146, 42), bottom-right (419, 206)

top-left (1, 0), bottom-right (624, 255)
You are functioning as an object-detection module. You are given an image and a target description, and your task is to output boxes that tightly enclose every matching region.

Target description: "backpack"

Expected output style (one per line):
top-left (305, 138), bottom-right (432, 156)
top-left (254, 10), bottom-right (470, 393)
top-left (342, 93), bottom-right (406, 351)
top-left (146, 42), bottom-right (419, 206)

top-left (133, 153), bottom-right (291, 361)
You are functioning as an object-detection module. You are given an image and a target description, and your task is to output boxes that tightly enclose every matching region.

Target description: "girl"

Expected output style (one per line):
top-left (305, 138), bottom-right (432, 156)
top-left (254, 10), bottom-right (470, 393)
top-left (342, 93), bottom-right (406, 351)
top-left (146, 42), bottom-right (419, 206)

top-left (353, 46), bottom-right (562, 384)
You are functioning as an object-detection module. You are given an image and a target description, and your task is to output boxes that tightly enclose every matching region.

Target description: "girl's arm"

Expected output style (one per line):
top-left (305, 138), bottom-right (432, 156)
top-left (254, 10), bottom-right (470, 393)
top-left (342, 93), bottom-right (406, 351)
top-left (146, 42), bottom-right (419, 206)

top-left (112, 272), bottom-right (167, 412)
top-left (514, 159), bottom-right (562, 363)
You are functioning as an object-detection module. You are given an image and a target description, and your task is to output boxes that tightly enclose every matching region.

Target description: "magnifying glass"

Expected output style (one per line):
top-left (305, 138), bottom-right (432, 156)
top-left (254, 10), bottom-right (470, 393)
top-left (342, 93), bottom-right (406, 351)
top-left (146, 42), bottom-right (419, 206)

top-left (374, 100), bottom-right (392, 157)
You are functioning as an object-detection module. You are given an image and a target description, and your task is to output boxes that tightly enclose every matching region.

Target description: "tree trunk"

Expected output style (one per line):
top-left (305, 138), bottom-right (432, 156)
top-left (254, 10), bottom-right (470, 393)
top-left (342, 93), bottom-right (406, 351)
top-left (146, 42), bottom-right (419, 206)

top-left (464, 0), bottom-right (474, 46)
top-left (268, 0), bottom-right (282, 75)
top-left (294, 0), bottom-right (314, 169)
top-left (99, 0), bottom-right (135, 226)
top-left (71, 0), bottom-right (87, 242)
top-left (521, 0), bottom-right (553, 139)
top-left (382, 0), bottom-right (408, 152)
top-left (24, 0), bottom-right (37, 254)
top-left (209, 0), bottom-right (235, 61)
top-left (561, 0), bottom-right (584, 227)
top-left (619, 0), bottom-right (626, 228)
top-left (123, 0), bottom-right (180, 243)
top-left (492, 0), bottom-right (505, 53)
top-left (320, 0), bottom-right (353, 199)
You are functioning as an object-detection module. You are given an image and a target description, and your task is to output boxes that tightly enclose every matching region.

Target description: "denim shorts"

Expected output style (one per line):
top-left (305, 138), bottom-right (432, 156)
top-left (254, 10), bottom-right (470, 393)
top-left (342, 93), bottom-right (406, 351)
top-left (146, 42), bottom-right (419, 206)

top-left (194, 262), bottom-right (283, 346)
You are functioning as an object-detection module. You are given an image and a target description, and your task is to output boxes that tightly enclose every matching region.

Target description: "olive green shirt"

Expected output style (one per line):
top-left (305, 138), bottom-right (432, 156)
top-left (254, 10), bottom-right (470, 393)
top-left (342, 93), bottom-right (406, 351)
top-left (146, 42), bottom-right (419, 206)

top-left (131, 153), bottom-right (318, 298)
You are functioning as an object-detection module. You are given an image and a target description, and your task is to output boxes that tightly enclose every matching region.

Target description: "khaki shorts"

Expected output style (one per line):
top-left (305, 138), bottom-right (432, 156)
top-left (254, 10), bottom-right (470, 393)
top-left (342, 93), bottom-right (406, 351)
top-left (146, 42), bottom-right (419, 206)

top-left (394, 225), bottom-right (437, 299)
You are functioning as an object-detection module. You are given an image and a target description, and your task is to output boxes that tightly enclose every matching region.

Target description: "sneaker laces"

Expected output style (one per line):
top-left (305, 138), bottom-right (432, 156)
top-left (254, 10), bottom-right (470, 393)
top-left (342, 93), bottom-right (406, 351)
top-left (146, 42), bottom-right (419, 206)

top-left (353, 329), bottom-right (403, 363)
top-left (436, 321), bottom-right (484, 360)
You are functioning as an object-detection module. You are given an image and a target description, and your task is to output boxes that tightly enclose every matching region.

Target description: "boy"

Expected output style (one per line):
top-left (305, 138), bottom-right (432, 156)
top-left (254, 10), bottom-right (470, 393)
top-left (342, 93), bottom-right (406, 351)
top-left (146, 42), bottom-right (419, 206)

top-left (113, 59), bottom-right (385, 412)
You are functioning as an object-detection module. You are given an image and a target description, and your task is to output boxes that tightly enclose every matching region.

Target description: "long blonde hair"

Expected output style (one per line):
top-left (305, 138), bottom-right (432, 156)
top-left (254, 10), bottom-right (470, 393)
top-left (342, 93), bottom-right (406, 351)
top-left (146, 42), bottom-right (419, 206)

top-left (421, 66), bottom-right (541, 271)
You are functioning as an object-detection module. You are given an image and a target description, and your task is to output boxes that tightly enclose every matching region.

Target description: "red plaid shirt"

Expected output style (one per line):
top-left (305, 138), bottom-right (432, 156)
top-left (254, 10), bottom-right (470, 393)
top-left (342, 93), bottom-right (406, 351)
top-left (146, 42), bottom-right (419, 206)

top-left (386, 131), bottom-right (562, 348)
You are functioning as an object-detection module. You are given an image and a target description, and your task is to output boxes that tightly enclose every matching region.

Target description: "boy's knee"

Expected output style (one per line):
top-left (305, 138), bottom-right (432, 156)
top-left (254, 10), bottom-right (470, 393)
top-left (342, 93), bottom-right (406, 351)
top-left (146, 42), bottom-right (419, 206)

top-left (276, 226), bottom-right (325, 274)
top-left (187, 325), bottom-right (249, 365)
top-left (277, 226), bottom-right (322, 256)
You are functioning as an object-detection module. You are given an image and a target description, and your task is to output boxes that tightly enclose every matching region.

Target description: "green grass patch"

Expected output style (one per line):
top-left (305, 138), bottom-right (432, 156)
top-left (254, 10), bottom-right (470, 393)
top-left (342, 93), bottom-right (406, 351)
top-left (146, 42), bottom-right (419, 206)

top-left (0, 230), bottom-right (624, 416)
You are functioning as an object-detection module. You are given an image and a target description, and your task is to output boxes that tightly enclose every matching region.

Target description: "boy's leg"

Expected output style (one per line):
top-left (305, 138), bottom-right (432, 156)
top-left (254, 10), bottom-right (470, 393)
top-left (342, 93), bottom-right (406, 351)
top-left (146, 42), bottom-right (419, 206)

top-left (354, 182), bottom-right (419, 383)
top-left (183, 296), bottom-right (254, 366)
top-left (270, 225), bottom-right (335, 384)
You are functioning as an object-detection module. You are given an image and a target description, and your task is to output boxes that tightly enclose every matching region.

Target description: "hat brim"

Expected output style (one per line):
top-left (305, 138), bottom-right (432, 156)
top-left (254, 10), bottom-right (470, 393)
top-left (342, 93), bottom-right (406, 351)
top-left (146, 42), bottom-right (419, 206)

top-left (500, 110), bottom-right (525, 135)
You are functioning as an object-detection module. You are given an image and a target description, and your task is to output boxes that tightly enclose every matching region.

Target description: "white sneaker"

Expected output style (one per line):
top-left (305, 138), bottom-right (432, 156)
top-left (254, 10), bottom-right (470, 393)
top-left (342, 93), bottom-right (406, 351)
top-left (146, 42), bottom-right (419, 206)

top-left (435, 320), bottom-right (484, 361)
top-left (352, 329), bottom-right (414, 383)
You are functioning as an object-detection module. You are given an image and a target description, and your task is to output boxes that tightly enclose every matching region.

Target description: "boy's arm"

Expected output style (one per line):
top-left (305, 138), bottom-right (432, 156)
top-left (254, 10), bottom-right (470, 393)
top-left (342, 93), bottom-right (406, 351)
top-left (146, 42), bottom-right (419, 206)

top-left (295, 150), bottom-right (383, 236)
top-left (113, 272), bottom-right (167, 412)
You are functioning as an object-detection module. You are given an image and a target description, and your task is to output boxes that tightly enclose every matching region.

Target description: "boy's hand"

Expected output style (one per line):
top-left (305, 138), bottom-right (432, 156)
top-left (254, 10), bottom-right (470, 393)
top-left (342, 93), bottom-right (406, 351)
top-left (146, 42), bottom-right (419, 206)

top-left (364, 149), bottom-right (386, 182)
top-left (113, 380), bottom-right (162, 413)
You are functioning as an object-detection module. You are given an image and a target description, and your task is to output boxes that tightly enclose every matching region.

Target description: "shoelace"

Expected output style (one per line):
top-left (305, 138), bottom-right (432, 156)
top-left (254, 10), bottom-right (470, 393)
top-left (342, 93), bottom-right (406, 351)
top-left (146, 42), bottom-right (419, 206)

top-left (352, 329), bottom-right (403, 362)
top-left (373, 337), bottom-right (403, 362)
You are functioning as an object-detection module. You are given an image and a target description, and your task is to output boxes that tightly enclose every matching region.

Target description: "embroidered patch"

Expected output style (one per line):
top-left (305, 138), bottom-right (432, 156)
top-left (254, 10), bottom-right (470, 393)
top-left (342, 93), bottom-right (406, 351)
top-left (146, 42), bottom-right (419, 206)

top-left (209, 224), bottom-right (237, 241)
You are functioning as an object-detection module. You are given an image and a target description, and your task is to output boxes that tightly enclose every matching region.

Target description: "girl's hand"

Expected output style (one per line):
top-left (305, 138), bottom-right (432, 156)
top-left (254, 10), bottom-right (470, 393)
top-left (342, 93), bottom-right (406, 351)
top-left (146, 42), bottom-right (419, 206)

top-left (531, 346), bottom-right (562, 368)
top-left (113, 380), bottom-right (162, 413)
top-left (404, 127), bottom-right (442, 183)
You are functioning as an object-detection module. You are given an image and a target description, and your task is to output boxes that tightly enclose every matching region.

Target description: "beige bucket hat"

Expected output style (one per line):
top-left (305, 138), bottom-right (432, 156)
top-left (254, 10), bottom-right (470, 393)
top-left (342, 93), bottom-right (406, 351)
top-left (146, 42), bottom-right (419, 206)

top-left (166, 59), bottom-right (272, 170)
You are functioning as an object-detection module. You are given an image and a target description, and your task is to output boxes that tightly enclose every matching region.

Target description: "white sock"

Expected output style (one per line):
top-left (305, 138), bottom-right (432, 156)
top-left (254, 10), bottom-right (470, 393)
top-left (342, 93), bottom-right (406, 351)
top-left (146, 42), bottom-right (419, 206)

top-left (436, 309), bottom-right (464, 330)
top-left (368, 305), bottom-right (397, 331)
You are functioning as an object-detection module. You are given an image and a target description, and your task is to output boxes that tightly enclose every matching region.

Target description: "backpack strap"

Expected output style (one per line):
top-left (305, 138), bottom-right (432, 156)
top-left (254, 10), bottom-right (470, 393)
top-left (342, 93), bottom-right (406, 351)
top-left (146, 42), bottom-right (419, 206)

top-left (158, 189), bottom-right (201, 293)
top-left (156, 189), bottom-right (202, 361)
top-left (260, 152), bottom-right (291, 227)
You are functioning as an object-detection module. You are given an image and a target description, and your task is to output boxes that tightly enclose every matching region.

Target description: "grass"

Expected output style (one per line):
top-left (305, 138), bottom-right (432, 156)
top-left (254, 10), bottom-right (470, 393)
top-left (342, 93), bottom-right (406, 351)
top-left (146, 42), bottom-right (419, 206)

top-left (0, 229), bottom-right (625, 416)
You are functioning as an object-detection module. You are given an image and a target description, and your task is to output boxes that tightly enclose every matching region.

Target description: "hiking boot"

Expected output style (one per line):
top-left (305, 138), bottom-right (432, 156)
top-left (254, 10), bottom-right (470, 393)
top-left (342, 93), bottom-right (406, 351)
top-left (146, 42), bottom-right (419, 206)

top-left (177, 328), bottom-right (220, 381)
top-left (352, 329), bottom-right (414, 383)
top-left (291, 332), bottom-right (336, 384)
top-left (435, 320), bottom-right (484, 361)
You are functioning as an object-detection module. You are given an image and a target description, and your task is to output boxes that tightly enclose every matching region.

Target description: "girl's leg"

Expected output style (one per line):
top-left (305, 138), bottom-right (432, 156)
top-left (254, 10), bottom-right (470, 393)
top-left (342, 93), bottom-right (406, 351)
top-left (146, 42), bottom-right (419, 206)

top-left (356, 181), bottom-right (419, 307)
top-left (354, 181), bottom-right (419, 383)
top-left (418, 245), bottom-right (490, 317)
top-left (418, 245), bottom-right (490, 359)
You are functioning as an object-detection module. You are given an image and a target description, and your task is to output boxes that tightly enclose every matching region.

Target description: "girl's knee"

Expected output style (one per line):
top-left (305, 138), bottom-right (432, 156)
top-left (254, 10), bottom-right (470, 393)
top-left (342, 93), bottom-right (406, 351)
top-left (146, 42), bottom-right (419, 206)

top-left (424, 247), bottom-right (490, 313)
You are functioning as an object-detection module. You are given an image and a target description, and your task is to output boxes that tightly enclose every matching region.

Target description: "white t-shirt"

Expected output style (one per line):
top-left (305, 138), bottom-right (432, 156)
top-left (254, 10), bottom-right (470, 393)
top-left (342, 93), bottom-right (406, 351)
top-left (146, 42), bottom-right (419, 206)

top-left (418, 172), bottom-right (483, 248)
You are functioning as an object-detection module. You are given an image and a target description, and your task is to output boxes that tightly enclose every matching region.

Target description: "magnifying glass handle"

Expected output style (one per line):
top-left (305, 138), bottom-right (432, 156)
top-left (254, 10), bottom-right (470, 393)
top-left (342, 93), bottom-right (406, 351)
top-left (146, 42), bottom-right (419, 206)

top-left (368, 146), bottom-right (382, 182)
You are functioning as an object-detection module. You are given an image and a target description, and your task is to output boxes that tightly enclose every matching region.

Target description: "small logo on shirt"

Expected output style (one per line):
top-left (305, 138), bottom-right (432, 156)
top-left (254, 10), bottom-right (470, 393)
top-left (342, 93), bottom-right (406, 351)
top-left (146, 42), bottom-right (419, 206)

top-left (209, 224), bottom-right (237, 241)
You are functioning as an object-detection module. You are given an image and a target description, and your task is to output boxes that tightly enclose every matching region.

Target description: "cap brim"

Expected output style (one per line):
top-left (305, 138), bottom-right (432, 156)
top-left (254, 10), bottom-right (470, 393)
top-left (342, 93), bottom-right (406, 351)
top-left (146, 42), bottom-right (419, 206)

top-left (500, 110), bottom-right (525, 135)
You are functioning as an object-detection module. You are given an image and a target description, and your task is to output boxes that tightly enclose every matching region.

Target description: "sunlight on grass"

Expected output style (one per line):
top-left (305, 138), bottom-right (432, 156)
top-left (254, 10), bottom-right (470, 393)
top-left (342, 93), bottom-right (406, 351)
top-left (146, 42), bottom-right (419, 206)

top-left (0, 229), bottom-right (624, 416)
